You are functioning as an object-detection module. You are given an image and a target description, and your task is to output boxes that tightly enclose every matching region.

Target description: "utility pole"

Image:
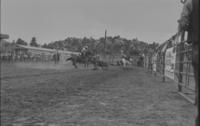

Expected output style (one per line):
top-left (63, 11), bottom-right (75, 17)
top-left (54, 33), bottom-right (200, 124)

top-left (104, 30), bottom-right (107, 58)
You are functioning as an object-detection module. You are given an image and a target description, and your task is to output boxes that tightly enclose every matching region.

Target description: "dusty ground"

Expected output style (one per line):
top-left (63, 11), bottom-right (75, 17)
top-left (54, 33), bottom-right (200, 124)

top-left (1, 63), bottom-right (197, 126)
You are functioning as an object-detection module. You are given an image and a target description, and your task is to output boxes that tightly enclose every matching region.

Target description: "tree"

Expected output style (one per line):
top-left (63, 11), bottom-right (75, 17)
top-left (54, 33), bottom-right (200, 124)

top-left (16, 38), bottom-right (28, 45)
top-left (30, 37), bottom-right (39, 47)
top-left (41, 43), bottom-right (49, 48)
top-left (46, 42), bottom-right (54, 49)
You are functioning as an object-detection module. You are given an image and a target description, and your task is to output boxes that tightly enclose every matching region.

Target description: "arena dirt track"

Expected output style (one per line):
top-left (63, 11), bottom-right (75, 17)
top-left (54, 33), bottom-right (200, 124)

top-left (1, 63), bottom-right (196, 126)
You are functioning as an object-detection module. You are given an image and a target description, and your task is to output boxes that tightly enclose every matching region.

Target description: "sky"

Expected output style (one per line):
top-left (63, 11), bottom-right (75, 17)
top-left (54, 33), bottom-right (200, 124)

top-left (1, 0), bottom-right (183, 44)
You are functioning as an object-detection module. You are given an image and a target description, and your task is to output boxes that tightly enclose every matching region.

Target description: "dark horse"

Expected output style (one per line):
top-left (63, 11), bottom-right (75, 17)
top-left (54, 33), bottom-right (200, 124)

top-left (66, 53), bottom-right (108, 70)
top-left (66, 54), bottom-right (82, 68)
top-left (89, 56), bottom-right (109, 70)
top-left (66, 51), bottom-right (94, 68)
top-left (81, 51), bottom-right (94, 68)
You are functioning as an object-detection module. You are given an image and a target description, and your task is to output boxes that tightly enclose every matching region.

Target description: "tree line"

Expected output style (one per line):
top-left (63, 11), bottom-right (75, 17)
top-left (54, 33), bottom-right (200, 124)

top-left (12, 36), bottom-right (159, 57)
top-left (14, 37), bottom-right (39, 47)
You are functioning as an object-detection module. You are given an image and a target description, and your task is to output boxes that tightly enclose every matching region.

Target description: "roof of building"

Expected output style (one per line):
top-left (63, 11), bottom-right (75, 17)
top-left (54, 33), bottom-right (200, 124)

top-left (16, 44), bottom-right (55, 52)
top-left (0, 40), bottom-right (16, 52)
top-left (0, 34), bottom-right (9, 39)
top-left (16, 44), bottom-right (80, 55)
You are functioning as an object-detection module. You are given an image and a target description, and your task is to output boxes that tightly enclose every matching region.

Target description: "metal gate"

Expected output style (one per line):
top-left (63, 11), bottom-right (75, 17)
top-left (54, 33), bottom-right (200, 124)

top-left (174, 41), bottom-right (196, 104)
top-left (149, 32), bottom-right (196, 104)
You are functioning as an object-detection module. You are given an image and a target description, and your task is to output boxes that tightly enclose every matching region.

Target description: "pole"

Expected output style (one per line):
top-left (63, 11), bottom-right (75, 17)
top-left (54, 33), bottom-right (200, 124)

top-left (104, 30), bottom-right (107, 59)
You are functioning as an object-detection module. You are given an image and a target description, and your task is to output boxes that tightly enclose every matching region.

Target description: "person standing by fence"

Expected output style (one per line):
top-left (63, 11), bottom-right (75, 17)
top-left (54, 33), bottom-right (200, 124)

top-left (53, 50), bottom-right (60, 64)
top-left (178, 0), bottom-right (199, 125)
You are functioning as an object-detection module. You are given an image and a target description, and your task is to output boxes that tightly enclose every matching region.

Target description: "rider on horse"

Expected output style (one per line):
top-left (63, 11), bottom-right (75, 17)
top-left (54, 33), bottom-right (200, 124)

top-left (120, 50), bottom-right (126, 59)
top-left (121, 50), bottom-right (129, 61)
top-left (81, 45), bottom-right (89, 57)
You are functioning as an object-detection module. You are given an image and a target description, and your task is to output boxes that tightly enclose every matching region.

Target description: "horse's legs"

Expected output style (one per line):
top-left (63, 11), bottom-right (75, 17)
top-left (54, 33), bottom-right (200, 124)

top-left (74, 62), bottom-right (78, 68)
top-left (86, 63), bottom-right (88, 68)
top-left (75, 64), bottom-right (78, 68)
top-left (86, 61), bottom-right (88, 68)
top-left (72, 61), bottom-right (78, 69)
top-left (86, 59), bottom-right (89, 68)
top-left (84, 62), bottom-right (86, 68)
top-left (85, 59), bottom-right (89, 68)
top-left (123, 61), bottom-right (126, 68)
top-left (93, 62), bottom-right (97, 70)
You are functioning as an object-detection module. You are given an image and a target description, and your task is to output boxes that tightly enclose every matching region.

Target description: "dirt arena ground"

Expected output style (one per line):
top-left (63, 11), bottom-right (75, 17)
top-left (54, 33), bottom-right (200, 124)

top-left (1, 63), bottom-right (197, 126)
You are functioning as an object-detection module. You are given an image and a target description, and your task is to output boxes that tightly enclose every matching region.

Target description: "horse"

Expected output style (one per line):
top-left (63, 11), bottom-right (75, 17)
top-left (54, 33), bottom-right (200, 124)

top-left (116, 58), bottom-right (131, 69)
top-left (121, 58), bottom-right (132, 68)
top-left (80, 50), bottom-right (94, 68)
top-left (89, 56), bottom-right (108, 70)
top-left (66, 54), bottom-right (84, 68)
top-left (66, 52), bottom-right (95, 69)
top-left (97, 60), bottom-right (109, 70)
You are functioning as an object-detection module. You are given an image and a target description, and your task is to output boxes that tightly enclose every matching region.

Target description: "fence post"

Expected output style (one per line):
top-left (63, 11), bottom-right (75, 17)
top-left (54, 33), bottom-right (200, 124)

top-left (162, 53), bottom-right (165, 82)
top-left (178, 41), bottom-right (184, 92)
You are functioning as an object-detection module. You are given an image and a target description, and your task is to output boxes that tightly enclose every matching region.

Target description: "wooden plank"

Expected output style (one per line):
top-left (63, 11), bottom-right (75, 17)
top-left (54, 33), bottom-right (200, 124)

top-left (175, 61), bottom-right (192, 64)
top-left (178, 92), bottom-right (195, 105)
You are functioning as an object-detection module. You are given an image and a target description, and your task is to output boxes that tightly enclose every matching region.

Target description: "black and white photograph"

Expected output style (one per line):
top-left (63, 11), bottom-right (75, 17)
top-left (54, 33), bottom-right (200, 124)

top-left (0, 0), bottom-right (199, 126)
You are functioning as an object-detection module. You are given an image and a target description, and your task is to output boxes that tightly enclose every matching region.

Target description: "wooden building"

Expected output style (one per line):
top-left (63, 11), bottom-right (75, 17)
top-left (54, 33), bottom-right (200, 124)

top-left (14, 44), bottom-right (80, 62)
